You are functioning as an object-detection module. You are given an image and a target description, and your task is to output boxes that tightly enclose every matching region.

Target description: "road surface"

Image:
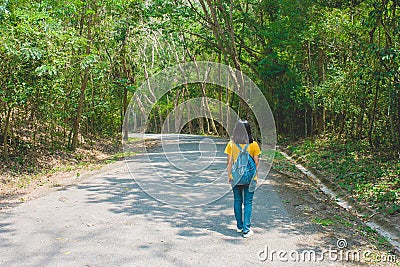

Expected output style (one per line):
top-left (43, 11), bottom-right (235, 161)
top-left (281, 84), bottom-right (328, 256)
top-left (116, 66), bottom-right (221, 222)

top-left (0, 135), bottom-right (363, 266)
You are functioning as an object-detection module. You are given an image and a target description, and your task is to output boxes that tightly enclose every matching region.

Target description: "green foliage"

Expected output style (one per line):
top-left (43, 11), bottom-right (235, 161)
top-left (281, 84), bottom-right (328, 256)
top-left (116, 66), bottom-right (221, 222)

top-left (0, 0), bottom-right (144, 157)
top-left (289, 136), bottom-right (400, 215)
top-left (0, 0), bottom-right (399, 194)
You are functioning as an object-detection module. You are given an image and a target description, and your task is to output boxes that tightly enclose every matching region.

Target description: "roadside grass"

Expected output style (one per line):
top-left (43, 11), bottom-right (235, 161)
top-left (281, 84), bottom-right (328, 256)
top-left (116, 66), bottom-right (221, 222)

top-left (285, 136), bottom-right (400, 216)
top-left (312, 214), bottom-right (354, 227)
top-left (356, 224), bottom-right (392, 249)
top-left (272, 151), bottom-right (300, 174)
top-left (125, 137), bottom-right (143, 144)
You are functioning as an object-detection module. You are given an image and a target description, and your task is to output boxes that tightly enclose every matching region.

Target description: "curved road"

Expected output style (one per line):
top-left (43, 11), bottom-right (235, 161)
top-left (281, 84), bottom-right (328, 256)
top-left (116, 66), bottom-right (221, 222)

top-left (0, 135), bottom-right (357, 266)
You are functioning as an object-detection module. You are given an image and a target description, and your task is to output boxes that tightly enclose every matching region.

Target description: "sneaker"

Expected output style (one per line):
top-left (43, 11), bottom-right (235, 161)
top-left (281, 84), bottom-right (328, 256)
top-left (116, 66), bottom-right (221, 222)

top-left (236, 228), bottom-right (243, 233)
top-left (243, 229), bottom-right (254, 238)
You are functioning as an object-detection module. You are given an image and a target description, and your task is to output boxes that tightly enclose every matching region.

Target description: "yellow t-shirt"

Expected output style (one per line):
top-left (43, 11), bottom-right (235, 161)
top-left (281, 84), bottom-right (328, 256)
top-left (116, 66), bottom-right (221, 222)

top-left (224, 141), bottom-right (261, 180)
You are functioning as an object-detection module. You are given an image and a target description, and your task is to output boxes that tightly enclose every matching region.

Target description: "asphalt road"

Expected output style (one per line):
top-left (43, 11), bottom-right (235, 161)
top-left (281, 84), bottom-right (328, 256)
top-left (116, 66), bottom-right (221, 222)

top-left (0, 135), bottom-right (354, 266)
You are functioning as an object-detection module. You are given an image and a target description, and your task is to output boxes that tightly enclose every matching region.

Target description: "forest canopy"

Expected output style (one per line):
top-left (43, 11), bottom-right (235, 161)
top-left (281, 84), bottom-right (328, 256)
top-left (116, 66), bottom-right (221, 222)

top-left (0, 0), bottom-right (399, 159)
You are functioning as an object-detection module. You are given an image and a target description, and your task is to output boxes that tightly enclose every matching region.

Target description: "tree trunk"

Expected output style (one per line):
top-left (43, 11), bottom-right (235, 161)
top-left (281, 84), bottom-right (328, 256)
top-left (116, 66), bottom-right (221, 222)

top-left (391, 61), bottom-right (400, 148)
top-left (356, 100), bottom-right (366, 139)
top-left (3, 104), bottom-right (12, 160)
top-left (71, 66), bottom-right (90, 150)
top-left (187, 100), bottom-right (193, 134)
top-left (307, 41), bottom-right (315, 138)
top-left (317, 107), bottom-right (325, 134)
top-left (71, 11), bottom-right (93, 151)
top-left (218, 52), bottom-right (223, 136)
top-left (122, 85), bottom-right (129, 141)
top-left (304, 108), bottom-right (308, 136)
top-left (397, 79), bottom-right (400, 148)
top-left (389, 99), bottom-right (396, 146)
top-left (200, 81), bottom-right (218, 134)
top-left (196, 0), bottom-right (250, 118)
top-left (368, 79), bottom-right (380, 146)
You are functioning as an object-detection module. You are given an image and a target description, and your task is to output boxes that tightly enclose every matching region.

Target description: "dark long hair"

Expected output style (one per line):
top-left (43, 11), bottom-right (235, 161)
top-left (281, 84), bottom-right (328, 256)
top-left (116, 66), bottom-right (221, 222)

top-left (232, 120), bottom-right (254, 144)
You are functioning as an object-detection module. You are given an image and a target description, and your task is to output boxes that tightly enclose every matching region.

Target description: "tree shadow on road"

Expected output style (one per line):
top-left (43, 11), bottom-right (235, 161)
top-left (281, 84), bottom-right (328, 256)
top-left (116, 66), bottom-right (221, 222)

top-left (74, 165), bottom-right (327, 245)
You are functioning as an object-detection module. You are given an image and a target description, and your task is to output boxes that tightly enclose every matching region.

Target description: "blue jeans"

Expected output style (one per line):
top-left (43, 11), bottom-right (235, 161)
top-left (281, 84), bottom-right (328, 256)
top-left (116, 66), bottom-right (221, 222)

top-left (232, 185), bottom-right (254, 233)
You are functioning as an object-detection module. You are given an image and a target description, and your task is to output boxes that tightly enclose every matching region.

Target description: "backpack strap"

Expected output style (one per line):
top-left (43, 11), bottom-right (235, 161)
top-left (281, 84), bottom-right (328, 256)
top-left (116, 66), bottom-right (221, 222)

top-left (234, 142), bottom-right (250, 152)
top-left (234, 143), bottom-right (255, 162)
top-left (243, 143), bottom-right (250, 151)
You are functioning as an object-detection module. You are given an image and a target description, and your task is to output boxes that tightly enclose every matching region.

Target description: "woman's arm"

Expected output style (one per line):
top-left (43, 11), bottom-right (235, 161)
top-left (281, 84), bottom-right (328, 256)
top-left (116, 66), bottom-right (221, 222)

top-left (227, 155), bottom-right (233, 183)
top-left (253, 155), bottom-right (259, 168)
top-left (253, 155), bottom-right (259, 182)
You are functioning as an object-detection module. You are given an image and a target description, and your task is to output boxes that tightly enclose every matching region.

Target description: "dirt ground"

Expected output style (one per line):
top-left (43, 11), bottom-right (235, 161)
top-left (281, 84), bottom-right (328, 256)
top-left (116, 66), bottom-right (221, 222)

top-left (0, 138), bottom-right (159, 211)
top-left (270, 166), bottom-right (399, 265)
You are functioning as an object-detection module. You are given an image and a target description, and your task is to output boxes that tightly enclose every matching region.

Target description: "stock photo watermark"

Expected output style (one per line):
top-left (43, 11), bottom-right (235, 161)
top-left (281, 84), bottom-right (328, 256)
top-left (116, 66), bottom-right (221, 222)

top-left (257, 239), bottom-right (398, 264)
top-left (122, 61), bottom-right (276, 207)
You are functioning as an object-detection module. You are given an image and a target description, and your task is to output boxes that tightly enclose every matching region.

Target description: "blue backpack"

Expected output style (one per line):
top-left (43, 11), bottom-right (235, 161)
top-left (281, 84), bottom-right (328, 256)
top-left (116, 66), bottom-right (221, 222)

top-left (231, 143), bottom-right (257, 186)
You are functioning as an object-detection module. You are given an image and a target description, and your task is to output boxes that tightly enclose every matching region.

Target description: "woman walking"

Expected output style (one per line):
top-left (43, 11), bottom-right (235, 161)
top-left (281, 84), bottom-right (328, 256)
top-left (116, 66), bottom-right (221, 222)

top-left (224, 120), bottom-right (261, 238)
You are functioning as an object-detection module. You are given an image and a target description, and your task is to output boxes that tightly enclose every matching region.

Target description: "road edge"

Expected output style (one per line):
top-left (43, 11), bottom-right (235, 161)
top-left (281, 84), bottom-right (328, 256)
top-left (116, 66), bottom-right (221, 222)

top-left (277, 148), bottom-right (400, 254)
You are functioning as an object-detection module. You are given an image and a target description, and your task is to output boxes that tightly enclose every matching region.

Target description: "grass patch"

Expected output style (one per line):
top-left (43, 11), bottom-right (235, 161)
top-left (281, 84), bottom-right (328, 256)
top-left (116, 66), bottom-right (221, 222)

top-left (126, 137), bottom-right (142, 144)
top-left (312, 214), bottom-right (354, 227)
top-left (287, 136), bottom-right (400, 216)
top-left (273, 151), bottom-right (300, 174)
top-left (312, 217), bottom-right (335, 226)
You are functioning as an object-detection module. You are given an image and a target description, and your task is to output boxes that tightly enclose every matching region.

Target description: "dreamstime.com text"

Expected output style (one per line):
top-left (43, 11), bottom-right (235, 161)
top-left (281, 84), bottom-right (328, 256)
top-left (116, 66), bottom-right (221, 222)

top-left (258, 239), bottom-right (398, 264)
